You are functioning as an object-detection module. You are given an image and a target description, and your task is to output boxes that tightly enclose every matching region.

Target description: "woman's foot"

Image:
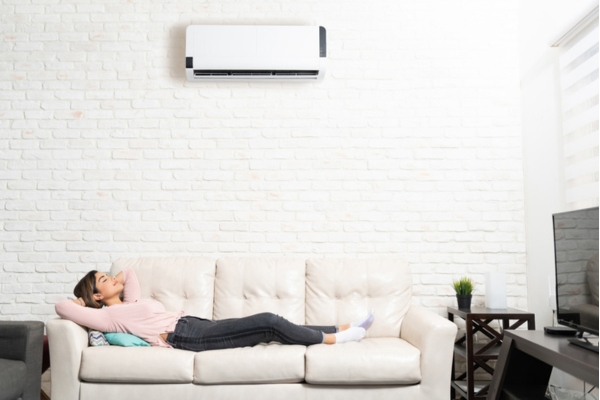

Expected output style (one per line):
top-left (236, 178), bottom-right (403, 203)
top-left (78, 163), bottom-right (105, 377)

top-left (351, 310), bottom-right (375, 330)
top-left (338, 310), bottom-right (375, 332)
top-left (324, 327), bottom-right (366, 344)
top-left (337, 310), bottom-right (375, 332)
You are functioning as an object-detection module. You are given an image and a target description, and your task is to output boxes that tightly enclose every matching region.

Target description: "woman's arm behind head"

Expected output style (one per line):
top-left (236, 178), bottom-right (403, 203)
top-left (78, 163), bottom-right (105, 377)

top-left (55, 299), bottom-right (109, 332)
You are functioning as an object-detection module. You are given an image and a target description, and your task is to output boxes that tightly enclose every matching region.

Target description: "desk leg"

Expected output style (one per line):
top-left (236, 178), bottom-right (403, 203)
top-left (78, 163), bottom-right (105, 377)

top-left (487, 336), bottom-right (514, 400)
top-left (487, 336), bottom-right (553, 400)
top-left (449, 313), bottom-right (456, 400)
top-left (466, 316), bottom-right (474, 400)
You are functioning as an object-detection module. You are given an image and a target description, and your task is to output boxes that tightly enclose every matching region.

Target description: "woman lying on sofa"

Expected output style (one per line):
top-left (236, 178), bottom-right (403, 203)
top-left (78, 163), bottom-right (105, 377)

top-left (55, 268), bottom-right (374, 352)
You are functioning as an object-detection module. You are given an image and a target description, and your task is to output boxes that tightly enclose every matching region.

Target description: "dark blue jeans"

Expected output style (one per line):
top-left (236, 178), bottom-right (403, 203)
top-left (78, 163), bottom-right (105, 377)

top-left (166, 312), bottom-right (337, 352)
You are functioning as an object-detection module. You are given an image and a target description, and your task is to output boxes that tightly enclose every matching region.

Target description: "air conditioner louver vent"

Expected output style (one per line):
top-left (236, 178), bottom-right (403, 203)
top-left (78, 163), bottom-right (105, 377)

top-left (194, 70), bottom-right (319, 78)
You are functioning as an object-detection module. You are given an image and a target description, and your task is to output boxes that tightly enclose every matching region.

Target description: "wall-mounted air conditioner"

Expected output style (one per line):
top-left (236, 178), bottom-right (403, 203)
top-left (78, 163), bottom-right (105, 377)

top-left (185, 25), bottom-right (326, 81)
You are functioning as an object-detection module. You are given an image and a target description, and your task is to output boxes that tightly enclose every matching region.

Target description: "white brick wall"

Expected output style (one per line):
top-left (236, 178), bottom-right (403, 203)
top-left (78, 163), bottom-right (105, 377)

top-left (1, 0), bottom-right (526, 322)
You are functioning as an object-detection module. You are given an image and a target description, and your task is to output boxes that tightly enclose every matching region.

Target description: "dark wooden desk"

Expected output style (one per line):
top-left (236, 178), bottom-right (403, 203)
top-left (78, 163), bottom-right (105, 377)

top-left (448, 307), bottom-right (536, 400)
top-left (487, 330), bottom-right (599, 400)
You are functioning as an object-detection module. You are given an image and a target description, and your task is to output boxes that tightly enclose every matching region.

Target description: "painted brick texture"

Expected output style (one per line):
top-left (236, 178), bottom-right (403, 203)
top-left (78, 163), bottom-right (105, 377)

top-left (1, 0), bottom-right (525, 321)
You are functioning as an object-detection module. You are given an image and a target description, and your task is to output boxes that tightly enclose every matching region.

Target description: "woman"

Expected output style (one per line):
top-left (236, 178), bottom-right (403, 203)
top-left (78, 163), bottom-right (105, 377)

top-left (55, 268), bottom-right (374, 351)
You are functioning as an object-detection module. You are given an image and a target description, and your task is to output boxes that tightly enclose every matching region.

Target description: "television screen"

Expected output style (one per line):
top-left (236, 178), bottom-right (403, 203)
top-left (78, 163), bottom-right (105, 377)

top-left (553, 206), bottom-right (599, 336)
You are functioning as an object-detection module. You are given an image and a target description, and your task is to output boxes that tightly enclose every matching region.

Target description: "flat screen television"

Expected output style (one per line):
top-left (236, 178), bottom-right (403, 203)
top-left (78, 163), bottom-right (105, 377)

top-left (553, 206), bottom-right (599, 352)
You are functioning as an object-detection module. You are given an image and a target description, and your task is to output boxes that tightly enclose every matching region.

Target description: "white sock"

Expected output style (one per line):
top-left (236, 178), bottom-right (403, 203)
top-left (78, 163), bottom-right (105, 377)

top-left (334, 327), bottom-right (366, 344)
top-left (351, 310), bottom-right (375, 331)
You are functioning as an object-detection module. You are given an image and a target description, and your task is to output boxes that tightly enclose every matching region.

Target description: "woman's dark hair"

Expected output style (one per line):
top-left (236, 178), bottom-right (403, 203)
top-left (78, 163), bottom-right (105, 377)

top-left (73, 270), bottom-right (103, 308)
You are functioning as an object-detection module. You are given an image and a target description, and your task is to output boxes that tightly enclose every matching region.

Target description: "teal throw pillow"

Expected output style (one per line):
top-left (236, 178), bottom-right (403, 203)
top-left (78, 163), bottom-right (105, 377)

top-left (104, 332), bottom-right (150, 347)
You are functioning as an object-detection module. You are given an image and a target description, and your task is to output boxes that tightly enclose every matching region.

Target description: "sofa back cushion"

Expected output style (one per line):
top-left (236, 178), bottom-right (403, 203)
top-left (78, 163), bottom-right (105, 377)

top-left (305, 258), bottom-right (411, 337)
top-left (110, 257), bottom-right (216, 319)
top-left (213, 258), bottom-right (306, 325)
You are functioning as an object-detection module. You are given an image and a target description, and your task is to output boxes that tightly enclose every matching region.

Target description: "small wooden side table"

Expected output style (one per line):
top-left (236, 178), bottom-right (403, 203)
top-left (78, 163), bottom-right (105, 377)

top-left (448, 307), bottom-right (536, 400)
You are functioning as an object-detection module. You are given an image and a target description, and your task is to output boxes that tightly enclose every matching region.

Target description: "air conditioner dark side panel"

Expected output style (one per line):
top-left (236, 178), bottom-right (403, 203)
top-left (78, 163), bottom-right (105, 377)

top-left (319, 27), bottom-right (326, 58)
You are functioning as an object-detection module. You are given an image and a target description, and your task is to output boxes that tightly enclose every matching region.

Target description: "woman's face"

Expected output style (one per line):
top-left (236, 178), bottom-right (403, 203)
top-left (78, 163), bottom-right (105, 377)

top-left (93, 272), bottom-right (123, 303)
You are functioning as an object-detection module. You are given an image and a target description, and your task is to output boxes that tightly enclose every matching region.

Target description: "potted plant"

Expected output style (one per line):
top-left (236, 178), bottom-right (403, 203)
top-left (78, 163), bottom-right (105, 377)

top-left (452, 277), bottom-right (475, 309)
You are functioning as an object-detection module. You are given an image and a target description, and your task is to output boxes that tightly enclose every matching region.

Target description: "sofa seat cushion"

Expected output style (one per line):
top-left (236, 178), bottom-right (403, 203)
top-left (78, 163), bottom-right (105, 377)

top-left (194, 343), bottom-right (306, 384)
top-left (80, 347), bottom-right (195, 383)
top-left (305, 338), bottom-right (421, 385)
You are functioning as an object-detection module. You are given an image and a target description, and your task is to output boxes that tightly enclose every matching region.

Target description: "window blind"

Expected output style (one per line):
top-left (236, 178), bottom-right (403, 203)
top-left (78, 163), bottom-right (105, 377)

top-left (559, 22), bottom-right (599, 210)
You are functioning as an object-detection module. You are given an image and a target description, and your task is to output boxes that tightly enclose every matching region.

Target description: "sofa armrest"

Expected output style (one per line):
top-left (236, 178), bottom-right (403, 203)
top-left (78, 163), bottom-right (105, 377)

top-left (47, 318), bottom-right (88, 400)
top-left (400, 307), bottom-right (458, 400)
top-left (0, 321), bottom-right (44, 400)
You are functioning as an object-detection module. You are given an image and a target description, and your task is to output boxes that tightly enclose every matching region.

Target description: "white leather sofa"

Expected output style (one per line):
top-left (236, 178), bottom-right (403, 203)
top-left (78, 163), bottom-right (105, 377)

top-left (47, 257), bottom-right (457, 400)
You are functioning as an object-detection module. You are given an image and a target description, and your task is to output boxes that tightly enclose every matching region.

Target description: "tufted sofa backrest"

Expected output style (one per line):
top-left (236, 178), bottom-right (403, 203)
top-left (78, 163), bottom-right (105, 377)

top-left (305, 258), bottom-right (411, 338)
top-left (213, 258), bottom-right (306, 325)
top-left (110, 257), bottom-right (411, 336)
top-left (110, 257), bottom-right (216, 319)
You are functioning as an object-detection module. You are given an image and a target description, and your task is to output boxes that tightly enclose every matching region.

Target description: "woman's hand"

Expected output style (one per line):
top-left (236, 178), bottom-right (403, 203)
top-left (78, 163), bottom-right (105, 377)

top-left (115, 271), bottom-right (125, 285)
top-left (72, 298), bottom-right (85, 307)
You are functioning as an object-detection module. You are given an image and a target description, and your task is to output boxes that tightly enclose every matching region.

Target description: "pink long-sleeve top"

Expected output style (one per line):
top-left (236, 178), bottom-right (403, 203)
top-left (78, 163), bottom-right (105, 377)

top-left (55, 268), bottom-right (183, 348)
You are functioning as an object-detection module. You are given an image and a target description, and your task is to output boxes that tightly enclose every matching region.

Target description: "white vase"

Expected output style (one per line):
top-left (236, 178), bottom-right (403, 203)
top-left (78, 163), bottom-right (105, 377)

top-left (485, 271), bottom-right (507, 309)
